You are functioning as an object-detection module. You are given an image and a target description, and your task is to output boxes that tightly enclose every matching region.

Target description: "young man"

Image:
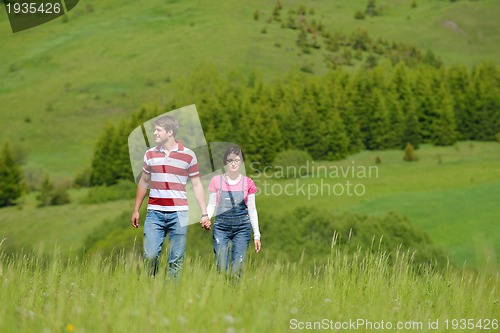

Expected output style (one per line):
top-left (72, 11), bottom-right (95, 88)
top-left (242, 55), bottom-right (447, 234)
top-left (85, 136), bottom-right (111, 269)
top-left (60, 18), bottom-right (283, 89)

top-left (131, 115), bottom-right (210, 277)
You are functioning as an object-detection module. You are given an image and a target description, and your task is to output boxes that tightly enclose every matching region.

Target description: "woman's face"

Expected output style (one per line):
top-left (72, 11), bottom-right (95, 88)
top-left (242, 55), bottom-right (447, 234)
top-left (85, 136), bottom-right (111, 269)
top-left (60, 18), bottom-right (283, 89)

top-left (225, 153), bottom-right (242, 173)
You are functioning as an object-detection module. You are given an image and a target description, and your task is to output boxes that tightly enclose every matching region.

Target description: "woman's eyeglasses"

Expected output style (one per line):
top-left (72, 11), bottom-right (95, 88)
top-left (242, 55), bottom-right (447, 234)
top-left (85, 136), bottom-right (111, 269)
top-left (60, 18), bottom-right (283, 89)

top-left (226, 159), bottom-right (242, 165)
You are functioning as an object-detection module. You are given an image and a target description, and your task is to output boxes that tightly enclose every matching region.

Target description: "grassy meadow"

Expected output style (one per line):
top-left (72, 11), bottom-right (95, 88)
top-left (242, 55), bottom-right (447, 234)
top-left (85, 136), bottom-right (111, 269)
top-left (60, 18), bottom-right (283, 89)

top-left (0, 243), bottom-right (498, 333)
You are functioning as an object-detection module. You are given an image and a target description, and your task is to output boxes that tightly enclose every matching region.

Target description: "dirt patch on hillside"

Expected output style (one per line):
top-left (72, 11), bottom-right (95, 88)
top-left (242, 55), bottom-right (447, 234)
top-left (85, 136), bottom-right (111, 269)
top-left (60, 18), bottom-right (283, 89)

top-left (443, 20), bottom-right (466, 34)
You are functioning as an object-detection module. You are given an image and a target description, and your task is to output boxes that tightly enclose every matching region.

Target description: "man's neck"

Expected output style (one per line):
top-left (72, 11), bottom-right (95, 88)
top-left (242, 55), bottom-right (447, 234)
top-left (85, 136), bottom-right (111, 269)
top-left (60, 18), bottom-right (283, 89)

top-left (162, 138), bottom-right (177, 152)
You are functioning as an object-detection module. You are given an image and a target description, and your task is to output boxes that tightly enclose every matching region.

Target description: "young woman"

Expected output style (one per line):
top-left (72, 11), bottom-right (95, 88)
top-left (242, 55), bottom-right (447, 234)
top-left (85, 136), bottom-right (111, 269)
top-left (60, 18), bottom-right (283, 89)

top-left (204, 145), bottom-right (261, 277)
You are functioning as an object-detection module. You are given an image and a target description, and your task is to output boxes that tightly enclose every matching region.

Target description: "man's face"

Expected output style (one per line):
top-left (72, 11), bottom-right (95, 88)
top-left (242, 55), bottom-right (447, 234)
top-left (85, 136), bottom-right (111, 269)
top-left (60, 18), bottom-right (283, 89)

top-left (154, 125), bottom-right (170, 144)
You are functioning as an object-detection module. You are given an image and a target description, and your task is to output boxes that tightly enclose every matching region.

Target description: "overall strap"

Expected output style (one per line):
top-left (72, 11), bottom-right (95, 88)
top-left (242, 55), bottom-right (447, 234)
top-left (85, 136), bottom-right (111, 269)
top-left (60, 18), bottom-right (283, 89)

top-left (218, 174), bottom-right (222, 206)
top-left (225, 174), bottom-right (236, 208)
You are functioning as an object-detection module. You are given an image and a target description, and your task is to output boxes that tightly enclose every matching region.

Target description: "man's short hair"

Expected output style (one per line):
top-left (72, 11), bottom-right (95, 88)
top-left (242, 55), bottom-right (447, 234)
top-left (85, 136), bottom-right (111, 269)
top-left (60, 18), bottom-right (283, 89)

top-left (154, 115), bottom-right (179, 136)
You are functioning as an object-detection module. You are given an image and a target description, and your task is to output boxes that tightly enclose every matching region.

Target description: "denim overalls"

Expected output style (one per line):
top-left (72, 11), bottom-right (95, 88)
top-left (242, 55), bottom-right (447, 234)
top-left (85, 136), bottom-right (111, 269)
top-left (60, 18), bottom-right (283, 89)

top-left (213, 175), bottom-right (251, 277)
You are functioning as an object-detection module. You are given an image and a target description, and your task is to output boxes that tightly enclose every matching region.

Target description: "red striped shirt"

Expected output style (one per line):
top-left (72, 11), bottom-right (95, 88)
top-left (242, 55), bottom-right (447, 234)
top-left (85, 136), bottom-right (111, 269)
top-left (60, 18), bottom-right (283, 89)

top-left (142, 140), bottom-right (199, 211)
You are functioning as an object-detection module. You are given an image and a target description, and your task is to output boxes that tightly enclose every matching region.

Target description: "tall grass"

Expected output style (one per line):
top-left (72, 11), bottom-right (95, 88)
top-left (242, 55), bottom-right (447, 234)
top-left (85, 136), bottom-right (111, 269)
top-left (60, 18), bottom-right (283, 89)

top-left (1, 238), bottom-right (498, 332)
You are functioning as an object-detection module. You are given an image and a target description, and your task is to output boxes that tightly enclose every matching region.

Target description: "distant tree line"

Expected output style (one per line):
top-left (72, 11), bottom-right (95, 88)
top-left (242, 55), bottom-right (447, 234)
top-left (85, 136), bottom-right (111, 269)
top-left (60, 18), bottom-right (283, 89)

top-left (85, 61), bottom-right (499, 186)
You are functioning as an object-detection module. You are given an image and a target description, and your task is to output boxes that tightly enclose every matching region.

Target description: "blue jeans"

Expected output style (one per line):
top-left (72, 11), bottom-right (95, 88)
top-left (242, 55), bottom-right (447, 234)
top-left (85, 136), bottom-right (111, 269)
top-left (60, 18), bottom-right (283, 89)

top-left (143, 210), bottom-right (188, 278)
top-left (213, 214), bottom-right (251, 277)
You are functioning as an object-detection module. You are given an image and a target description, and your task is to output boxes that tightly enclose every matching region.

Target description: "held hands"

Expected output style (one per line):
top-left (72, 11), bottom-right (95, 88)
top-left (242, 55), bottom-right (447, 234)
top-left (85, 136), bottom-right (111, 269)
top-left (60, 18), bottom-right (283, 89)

top-left (200, 216), bottom-right (211, 230)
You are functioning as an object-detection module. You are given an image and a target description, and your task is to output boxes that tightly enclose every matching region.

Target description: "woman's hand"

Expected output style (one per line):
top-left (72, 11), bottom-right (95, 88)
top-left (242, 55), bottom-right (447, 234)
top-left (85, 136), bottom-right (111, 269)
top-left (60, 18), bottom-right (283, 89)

top-left (254, 239), bottom-right (261, 253)
top-left (201, 216), bottom-right (211, 230)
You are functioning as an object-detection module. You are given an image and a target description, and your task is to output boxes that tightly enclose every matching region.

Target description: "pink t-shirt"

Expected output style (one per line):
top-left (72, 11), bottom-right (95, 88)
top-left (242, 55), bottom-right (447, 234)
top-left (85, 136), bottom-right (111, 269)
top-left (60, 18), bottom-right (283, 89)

top-left (208, 175), bottom-right (258, 205)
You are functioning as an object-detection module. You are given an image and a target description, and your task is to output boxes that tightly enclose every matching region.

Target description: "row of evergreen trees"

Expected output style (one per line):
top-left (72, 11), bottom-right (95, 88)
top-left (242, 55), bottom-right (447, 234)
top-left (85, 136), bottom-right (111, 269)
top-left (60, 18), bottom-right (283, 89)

top-left (0, 143), bottom-right (72, 208)
top-left (87, 61), bottom-right (499, 186)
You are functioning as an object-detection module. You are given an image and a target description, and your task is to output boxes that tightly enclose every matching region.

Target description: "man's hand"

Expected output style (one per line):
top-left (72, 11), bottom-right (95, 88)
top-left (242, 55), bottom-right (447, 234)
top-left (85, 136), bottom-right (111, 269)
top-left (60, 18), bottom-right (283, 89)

top-left (201, 216), bottom-right (211, 230)
top-left (254, 239), bottom-right (261, 253)
top-left (131, 172), bottom-right (149, 229)
top-left (131, 211), bottom-right (140, 228)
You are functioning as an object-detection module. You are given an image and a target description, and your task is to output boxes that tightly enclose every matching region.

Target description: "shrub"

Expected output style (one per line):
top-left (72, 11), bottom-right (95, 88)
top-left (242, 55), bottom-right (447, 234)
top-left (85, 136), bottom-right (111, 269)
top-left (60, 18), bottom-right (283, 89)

top-left (253, 10), bottom-right (259, 21)
top-left (365, 0), bottom-right (378, 16)
top-left (74, 167), bottom-right (92, 188)
top-left (24, 168), bottom-right (45, 192)
top-left (354, 10), bottom-right (365, 20)
top-left (81, 180), bottom-right (137, 204)
top-left (287, 15), bottom-right (298, 29)
top-left (403, 143), bottom-right (418, 162)
top-left (261, 207), bottom-right (448, 269)
top-left (82, 211), bottom-right (137, 255)
top-left (272, 149), bottom-right (313, 178)
top-left (37, 176), bottom-right (71, 207)
top-left (299, 63), bottom-right (314, 74)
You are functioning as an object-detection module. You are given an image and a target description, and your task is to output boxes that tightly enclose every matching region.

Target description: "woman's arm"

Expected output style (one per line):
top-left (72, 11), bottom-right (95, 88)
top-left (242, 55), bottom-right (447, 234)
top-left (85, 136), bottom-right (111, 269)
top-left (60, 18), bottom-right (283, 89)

top-left (248, 193), bottom-right (261, 253)
top-left (207, 192), bottom-right (217, 219)
top-left (248, 194), bottom-right (260, 240)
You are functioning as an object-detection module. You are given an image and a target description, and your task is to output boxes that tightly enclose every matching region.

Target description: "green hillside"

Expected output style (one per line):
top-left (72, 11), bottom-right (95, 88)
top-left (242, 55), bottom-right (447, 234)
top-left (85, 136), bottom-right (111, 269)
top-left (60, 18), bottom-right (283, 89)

top-left (1, 142), bottom-right (498, 271)
top-left (1, 0), bottom-right (499, 177)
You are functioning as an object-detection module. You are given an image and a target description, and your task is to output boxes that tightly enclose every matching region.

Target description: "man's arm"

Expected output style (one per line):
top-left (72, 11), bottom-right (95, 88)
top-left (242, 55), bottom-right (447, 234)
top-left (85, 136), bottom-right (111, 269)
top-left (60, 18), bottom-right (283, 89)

top-left (190, 176), bottom-right (210, 229)
top-left (131, 172), bottom-right (150, 228)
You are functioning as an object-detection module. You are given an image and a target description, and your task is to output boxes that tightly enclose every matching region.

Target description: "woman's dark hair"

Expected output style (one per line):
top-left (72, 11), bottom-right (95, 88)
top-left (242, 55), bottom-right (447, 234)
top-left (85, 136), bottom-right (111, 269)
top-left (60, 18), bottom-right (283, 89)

top-left (223, 145), bottom-right (245, 165)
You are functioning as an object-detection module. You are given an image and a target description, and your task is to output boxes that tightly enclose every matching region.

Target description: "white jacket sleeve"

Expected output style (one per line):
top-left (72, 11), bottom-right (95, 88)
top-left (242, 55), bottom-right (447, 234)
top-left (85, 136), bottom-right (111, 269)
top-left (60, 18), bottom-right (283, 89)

top-left (207, 192), bottom-right (217, 219)
top-left (247, 194), bottom-right (260, 240)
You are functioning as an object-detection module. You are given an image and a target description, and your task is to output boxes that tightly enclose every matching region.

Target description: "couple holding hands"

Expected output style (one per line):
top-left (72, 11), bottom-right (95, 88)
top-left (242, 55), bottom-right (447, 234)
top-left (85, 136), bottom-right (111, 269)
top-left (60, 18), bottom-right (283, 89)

top-left (131, 115), bottom-right (261, 278)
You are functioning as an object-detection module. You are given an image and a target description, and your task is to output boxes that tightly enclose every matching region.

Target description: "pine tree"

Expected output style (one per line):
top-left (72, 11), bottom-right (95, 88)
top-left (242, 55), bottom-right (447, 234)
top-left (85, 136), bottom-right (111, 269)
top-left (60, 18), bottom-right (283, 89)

top-left (391, 63), bottom-right (414, 110)
top-left (385, 91), bottom-right (405, 148)
top-left (401, 99), bottom-right (421, 149)
top-left (413, 73), bottom-right (438, 142)
top-left (446, 64), bottom-right (471, 140)
top-left (115, 118), bottom-right (135, 182)
top-left (241, 103), bottom-right (284, 168)
top-left (333, 78), bottom-right (364, 153)
top-left (90, 124), bottom-right (118, 186)
top-left (0, 143), bottom-right (24, 207)
top-left (467, 63), bottom-right (500, 140)
top-left (276, 97), bottom-right (303, 149)
top-left (432, 93), bottom-right (457, 146)
top-left (274, 75), bottom-right (309, 150)
top-left (347, 72), bottom-right (373, 147)
top-left (366, 90), bottom-right (391, 150)
top-left (300, 104), bottom-right (324, 159)
top-left (324, 109), bottom-right (350, 160)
